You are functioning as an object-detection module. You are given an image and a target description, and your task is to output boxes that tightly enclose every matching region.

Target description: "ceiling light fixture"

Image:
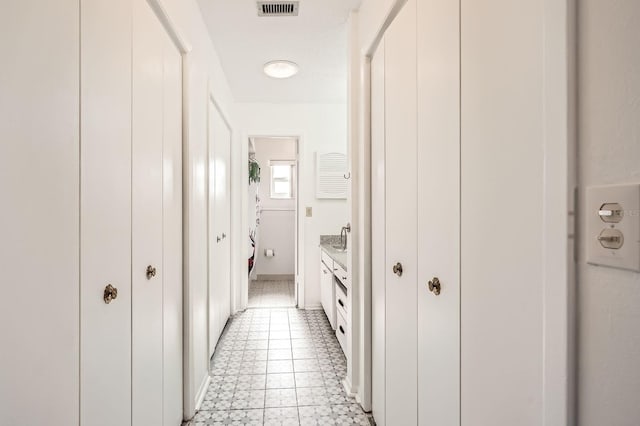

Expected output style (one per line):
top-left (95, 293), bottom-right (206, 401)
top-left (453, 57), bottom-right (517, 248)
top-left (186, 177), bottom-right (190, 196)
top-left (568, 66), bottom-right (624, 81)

top-left (263, 60), bottom-right (299, 79)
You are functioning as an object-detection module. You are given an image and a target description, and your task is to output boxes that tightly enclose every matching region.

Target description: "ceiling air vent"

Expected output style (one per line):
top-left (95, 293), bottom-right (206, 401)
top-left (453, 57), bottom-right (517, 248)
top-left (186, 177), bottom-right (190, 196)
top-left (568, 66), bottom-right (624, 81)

top-left (257, 1), bottom-right (299, 17)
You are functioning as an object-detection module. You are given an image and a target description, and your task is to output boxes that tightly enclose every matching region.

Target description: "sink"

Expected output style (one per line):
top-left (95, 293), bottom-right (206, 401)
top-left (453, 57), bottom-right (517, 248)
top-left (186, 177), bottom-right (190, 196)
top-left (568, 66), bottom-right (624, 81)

top-left (331, 245), bottom-right (347, 253)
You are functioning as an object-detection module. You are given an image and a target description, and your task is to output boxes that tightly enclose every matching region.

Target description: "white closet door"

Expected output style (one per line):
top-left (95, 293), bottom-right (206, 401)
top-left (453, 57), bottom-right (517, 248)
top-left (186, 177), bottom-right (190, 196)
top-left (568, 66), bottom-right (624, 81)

top-left (209, 101), bottom-right (232, 355)
top-left (80, 0), bottom-right (132, 425)
top-left (161, 25), bottom-right (183, 426)
top-left (370, 37), bottom-right (386, 426)
top-left (131, 0), bottom-right (165, 424)
top-left (383, 0), bottom-right (418, 423)
top-left (416, 0), bottom-right (460, 424)
top-left (217, 115), bottom-right (232, 330)
top-left (461, 1), bottom-right (545, 424)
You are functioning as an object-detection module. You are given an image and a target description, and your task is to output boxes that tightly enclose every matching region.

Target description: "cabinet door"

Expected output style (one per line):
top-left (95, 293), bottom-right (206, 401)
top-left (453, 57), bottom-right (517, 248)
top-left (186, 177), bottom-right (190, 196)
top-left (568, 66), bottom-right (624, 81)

top-left (416, 0), bottom-right (461, 424)
top-left (383, 0), bottom-right (418, 423)
top-left (320, 260), bottom-right (336, 329)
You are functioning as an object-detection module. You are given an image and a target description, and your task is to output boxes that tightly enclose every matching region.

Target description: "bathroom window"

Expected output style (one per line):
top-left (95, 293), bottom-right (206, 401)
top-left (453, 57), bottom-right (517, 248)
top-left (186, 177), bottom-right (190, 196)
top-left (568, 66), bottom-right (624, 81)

top-left (270, 160), bottom-right (295, 199)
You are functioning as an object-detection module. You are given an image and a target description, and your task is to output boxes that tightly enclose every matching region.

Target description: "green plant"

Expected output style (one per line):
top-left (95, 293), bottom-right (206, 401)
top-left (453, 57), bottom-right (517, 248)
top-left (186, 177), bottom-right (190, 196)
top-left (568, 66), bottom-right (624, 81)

top-left (249, 160), bottom-right (261, 184)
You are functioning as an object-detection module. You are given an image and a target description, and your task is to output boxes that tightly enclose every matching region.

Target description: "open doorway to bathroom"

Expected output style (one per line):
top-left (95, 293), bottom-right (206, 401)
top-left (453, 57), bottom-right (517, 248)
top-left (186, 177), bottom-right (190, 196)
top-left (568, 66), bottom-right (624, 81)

top-left (247, 136), bottom-right (299, 308)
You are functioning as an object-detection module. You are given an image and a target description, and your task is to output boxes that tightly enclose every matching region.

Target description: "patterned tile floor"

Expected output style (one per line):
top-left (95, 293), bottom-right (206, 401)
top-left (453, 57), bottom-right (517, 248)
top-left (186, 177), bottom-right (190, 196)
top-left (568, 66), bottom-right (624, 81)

top-left (187, 308), bottom-right (371, 425)
top-left (248, 280), bottom-right (296, 308)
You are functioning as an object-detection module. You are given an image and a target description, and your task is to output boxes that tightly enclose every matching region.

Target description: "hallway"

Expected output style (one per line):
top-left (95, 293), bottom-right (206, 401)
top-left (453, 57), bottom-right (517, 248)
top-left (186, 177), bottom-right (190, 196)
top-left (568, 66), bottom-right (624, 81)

top-left (189, 308), bottom-right (370, 425)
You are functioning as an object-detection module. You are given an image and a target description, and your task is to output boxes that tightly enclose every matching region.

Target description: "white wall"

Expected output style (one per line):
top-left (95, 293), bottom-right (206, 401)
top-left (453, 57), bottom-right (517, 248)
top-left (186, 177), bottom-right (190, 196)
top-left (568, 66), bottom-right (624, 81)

top-left (253, 138), bottom-right (297, 276)
top-left (577, 1), bottom-right (640, 424)
top-left (237, 103), bottom-right (348, 308)
top-left (0, 1), bottom-right (79, 425)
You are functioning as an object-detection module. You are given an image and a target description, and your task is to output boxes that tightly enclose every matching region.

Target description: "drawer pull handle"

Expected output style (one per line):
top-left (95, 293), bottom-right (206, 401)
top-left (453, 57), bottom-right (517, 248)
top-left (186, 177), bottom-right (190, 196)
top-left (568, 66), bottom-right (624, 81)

top-left (338, 299), bottom-right (344, 307)
top-left (339, 325), bottom-right (345, 335)
top-left (342, 276), bottom-right (347, 281)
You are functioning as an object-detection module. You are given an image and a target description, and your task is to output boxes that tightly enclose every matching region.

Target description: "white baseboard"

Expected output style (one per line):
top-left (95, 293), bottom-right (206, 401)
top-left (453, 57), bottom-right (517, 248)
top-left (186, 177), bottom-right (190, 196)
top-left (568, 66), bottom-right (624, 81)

top-left (303, 303), bottom-right (323, 310)
top-left (342, 376), bottom-right (357, 397)
top-left (194, 374), bottom-right (211, 412)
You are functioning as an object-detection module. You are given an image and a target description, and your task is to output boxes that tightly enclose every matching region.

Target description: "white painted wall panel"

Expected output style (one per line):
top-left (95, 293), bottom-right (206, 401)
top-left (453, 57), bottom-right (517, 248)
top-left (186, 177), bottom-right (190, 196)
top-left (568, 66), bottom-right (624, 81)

top-left (0, 2), bottom-right (79, 425)
top-left (461, 1), bottom-right (544, 424)
top-left (577, 1), bottom-right (640, 424)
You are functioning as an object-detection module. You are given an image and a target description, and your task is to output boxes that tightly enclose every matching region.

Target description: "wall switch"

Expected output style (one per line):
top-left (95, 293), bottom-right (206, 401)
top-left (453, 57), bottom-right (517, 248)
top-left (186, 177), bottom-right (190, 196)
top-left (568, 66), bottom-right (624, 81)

top-left (586, 184), bottom-right (640, 272)
top-left (306, 207), bottom-right (313, 217)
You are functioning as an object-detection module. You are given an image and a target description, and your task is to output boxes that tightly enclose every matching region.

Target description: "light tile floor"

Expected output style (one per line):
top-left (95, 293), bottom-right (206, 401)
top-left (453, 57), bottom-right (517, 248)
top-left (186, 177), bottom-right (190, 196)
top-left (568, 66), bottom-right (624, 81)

top-left (188, 308), bottom-right (371, 425)
top-left (248, 280), bottom-right (296, 308)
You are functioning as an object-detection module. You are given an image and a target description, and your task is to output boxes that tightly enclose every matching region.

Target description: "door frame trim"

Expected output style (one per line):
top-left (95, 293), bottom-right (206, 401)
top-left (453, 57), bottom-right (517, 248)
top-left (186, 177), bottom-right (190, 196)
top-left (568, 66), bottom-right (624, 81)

top-left (243, 135), bottom-right (303, 309)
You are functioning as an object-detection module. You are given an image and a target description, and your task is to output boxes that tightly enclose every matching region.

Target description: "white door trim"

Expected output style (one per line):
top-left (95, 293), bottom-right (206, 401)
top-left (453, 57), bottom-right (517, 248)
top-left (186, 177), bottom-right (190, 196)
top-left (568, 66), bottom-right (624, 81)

top-left (541, 0), bottom-right (574, 424)
top-left (243, 135), bottom-right (303, 308)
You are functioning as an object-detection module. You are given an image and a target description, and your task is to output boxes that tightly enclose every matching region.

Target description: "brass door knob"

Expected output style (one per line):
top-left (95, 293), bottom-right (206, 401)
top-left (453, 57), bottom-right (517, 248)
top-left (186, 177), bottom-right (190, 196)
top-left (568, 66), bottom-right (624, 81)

top-left (428, 277), bottom-right (441, 295)
top-left (146, 265), bottom-right (157, 280)
top-left (392, 262), bottom-right (403, 277)
top-left (104, 284), bottom-right (118, 304)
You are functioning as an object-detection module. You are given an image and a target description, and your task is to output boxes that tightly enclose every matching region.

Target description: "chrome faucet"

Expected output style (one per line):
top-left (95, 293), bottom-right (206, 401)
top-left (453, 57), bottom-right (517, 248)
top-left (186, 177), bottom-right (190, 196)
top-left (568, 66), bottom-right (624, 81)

top-left (340, 223), bottom-right (351, 251)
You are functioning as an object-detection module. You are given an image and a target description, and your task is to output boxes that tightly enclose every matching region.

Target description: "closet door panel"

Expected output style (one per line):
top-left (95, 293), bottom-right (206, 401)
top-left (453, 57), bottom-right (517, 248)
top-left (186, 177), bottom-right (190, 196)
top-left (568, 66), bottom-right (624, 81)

top-left (416, 0), bottom-right (461, 424)
top-left (218, 117), bottom-right (232, 326)
top-left (161, 29), bottom-right (184, 426)
top-left (80, 0), bottom-right (132, 425)
top-left (383, 0), bottom-right (418, 423)
top-left (461, 1), bottom-right (545, 424)
top-left (370, 38), bottom-right (386, 426)
top-left (132, 0), bottom-right (164, 423)
top-left (208, 101), bottom-right (232, 355)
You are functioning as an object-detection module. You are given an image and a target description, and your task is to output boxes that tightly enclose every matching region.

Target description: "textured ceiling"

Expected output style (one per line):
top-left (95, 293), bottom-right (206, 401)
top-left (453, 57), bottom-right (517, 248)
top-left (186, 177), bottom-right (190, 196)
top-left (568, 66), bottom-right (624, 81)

top-left (197, 0), bottom-right (360, 103)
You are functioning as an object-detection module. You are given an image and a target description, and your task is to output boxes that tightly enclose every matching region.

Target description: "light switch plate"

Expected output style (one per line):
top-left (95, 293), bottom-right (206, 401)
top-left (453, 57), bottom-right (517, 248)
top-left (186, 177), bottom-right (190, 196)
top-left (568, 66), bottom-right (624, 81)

top-left (586, 184), bottom-right (640, 272)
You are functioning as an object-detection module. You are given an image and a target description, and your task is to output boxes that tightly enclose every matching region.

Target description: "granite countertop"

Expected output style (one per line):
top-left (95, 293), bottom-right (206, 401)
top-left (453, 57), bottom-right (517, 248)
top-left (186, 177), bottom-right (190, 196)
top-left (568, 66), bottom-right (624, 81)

top-left (319, 235), bottom-right (348, 271)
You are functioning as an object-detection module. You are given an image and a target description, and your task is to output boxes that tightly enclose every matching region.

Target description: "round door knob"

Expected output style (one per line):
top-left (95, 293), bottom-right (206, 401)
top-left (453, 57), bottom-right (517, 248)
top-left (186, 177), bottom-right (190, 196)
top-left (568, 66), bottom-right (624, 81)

top-left (103, 284), bottom-right (118, 304)
top-left (428, 277), bottom-right (441, 295)
top-left (392, 262), bottom-right (403, 277)
top-left (146, 265), bottom-right (157, 280)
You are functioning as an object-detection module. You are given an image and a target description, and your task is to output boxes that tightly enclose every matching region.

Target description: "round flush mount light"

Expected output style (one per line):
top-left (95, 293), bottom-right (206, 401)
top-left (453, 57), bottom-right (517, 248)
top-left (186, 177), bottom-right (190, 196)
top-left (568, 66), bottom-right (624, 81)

top-left (263, 60), bottom-right (299, 79)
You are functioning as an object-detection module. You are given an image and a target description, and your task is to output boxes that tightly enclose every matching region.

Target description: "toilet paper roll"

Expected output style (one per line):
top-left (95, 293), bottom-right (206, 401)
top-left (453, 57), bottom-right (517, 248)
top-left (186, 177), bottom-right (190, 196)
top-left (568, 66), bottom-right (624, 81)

top-left (264, 249), bottom-right (275, 257)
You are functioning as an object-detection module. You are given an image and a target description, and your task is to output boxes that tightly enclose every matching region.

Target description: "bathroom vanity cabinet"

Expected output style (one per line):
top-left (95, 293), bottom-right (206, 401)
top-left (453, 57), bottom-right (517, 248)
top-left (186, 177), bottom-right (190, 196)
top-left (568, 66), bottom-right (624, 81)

top-left (319, 246), bottom-right (350, 361)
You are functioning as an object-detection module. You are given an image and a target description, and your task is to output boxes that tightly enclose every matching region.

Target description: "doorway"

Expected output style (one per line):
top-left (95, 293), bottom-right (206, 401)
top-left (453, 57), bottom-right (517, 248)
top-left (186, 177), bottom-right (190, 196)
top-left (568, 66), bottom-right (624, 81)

top-left (247, 136), bottom-right (300, 308)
